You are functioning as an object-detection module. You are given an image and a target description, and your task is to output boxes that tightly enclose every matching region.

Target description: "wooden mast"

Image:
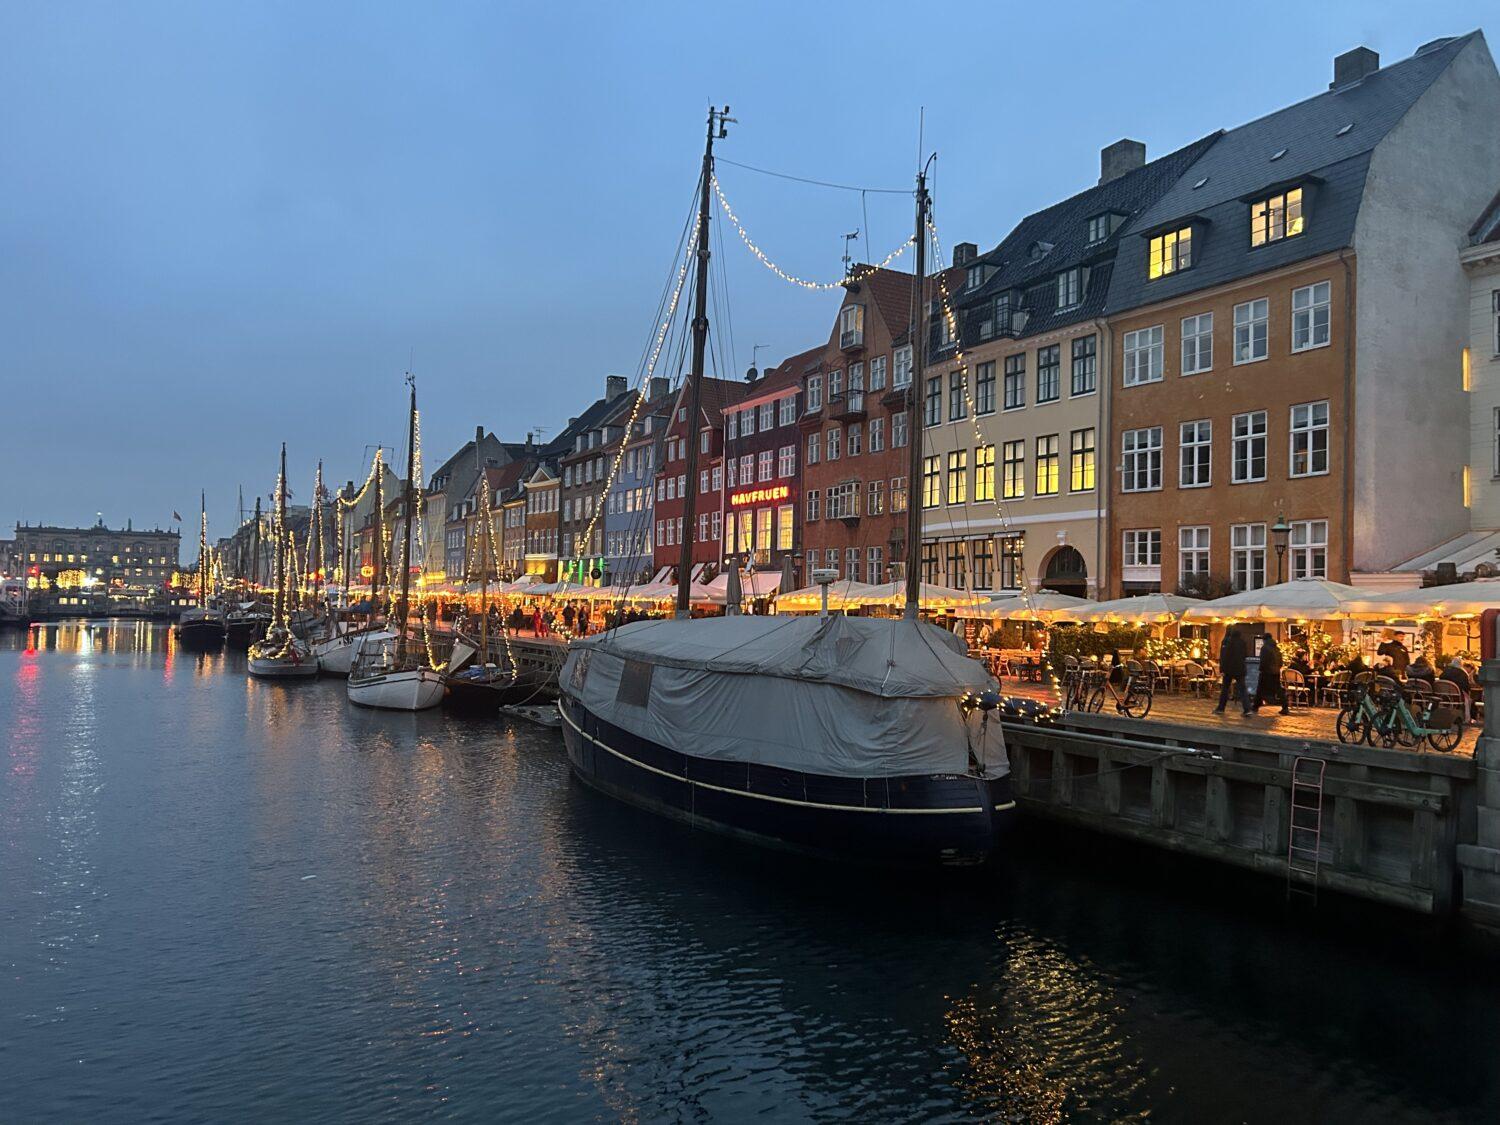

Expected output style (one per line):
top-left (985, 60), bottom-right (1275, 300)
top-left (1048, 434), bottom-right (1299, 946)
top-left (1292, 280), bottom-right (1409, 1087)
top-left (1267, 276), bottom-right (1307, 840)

top-left (395, 379), bottom-right (418, 665)
top-left (903, 164), bottom-right (932, 621)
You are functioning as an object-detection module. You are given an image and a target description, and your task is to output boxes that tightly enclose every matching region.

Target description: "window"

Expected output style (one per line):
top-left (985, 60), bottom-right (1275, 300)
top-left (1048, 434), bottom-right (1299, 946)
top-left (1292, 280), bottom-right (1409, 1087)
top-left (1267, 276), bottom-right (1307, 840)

top-left (999, 536), bottom-right (1023, 589)
top-left (1290, 519), bottom-right (1328, 579)
top-left (921, 542), bottom-right (941, 583)
top-left (1181, 312), bottom-right (1213, 375)
top-left (806, 490), bottom-right (820, 521)
top-left (924, 376), bottom-right (942, 426)
top-left (1179, 526), bottom-right (1210, 586)
top-left (967, 263), bottom-right (986, 290)
top-left (969, 538), bottom-right (994, 590)
top-left (1123, 529), bottom-right (1161, 567)
top-left (778, 444), bottom-right (796, 477)
top-left (1003, 354), bottom-right (1026, 409)
top-left (848, 362), bottom-right (864, 396)
top-left (826, 482), bottom-right (860, 520)
top-left (1071, 335), bottom-right (1097, 396)
top-left (922, 456), bottom-right (942, 508)
top-left (975, 361), bottom-right (996, 414)
top-left (840, 303), bottom-right (864, 347)
top-left (1037, 345), bottom-right (1060, 403)
top-left (1057, 267), bottom-right (1086, 309)
top-left (828, 368), bottom-right (844, 401)
top-left (1035, 435), bottom-right (1060, 496)
top-left (739, 510), bottom-right (753, 551)
top-left (1179, 420), bottom-right (1212, 488)
top-left (869, 355), bottom-right (887, 390)
top-left (1086, 213), bottom-right (1115, 244)
top-left (738, 454), bottom-right (753, 484)
top-left (891, 478), bottom-right (908, 513)
top-left (1123, 326), bottom-right (1164, 385)
top-left (868, 545), bottom-right (885, 582)
top-left (1002, 441), bottom-right (1025, 499)
top-left (1231, 411), bottom-right (1267, 483)
top-left (1231, 523), bottom-right (1267, 591)
top-left (1069, 428), bottom-right (1095, 492)
top-left (759, 402), bottom-right (775, 431)
top-left (741, 408), bottom-right (755, 436)
top-left (869, 417), bottom-right (885, 452)
top-left (825, 547), bottom-right (839, 573)
top-left (806, 375), bottom-right (822, 412)
top-left (867, 479), bottom-right (885, 516)
top-left (949, 370), bottom-right (967, 420)
top-left (1148, 228), bottom-right (1192, 278)
top-left (711, 511), bottom-right (722, 541)
top-left (1121, 426), bottom-right (1163, 492)
top-left (893, 411), bottom-right (908, 448)
top-left (665, 476), bottom-right (676, 500)
top-left (1250, 187), bottom-right (1303, 247)
top-left (975, 444), bottom-right (995, 501)
top-left (1292, 281), bottom-right (1331, 352)
top-left (944, 541), bottom-right (967, 588)
top-left (826, 427), bottom-right (841, 460)
top-left (893, 345), bottom-right (912, 387)
top-left (758, 450), bottom-right (773, 482)
top-left (1290, 401), bottom-right (1329, 477)
top-left (807, 431), bottom-right (820, 465)
top-left (699, 470), bottom-right (710, 494)
top-left (779, 396), bottom-right (796, 426)
top-left (1233, 298), bottom-right (1269, 364)
top-left (848, 423), bottom-right (863, 456)
top-left (845, 547), bottom-right (861, 582)
top-left (947, 450), bottom-right (968, 504)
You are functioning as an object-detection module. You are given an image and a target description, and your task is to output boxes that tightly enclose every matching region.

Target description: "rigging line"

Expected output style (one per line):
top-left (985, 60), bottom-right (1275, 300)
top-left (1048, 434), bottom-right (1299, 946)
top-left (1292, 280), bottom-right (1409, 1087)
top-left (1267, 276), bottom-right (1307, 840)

top-left (715, 156), bottom-right (909, 195)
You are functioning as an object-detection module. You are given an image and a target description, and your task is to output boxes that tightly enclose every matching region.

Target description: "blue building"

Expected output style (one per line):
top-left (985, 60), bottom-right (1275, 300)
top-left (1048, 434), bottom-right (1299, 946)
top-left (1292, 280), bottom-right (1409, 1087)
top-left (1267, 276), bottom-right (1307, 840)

top-left (603, 384), bottom-right (674, 586)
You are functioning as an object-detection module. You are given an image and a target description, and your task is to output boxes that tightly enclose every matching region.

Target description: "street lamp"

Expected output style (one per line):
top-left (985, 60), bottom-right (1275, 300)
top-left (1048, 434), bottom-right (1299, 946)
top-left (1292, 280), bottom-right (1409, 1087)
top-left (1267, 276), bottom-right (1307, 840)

top-left (1271, 514), bottom-right (1290, 584)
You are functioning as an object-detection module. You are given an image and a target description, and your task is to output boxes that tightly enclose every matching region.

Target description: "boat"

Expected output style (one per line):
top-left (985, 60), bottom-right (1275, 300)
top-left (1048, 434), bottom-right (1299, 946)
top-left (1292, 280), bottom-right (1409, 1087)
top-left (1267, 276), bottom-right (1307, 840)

top-left (347, 378), bottom-right (445, 710)
top-left (557, 109), bottom-right (1012, 864)
top-left (225, 494), bottom-right (271, 648)
top-left (313, 449), bottom-right (395, 675)
top-left (503, 703), bottom-right (563, 729)
top-left (177, 493), bottom-right (227, 649)
top-left (248, 443), bottom-right (319, 679)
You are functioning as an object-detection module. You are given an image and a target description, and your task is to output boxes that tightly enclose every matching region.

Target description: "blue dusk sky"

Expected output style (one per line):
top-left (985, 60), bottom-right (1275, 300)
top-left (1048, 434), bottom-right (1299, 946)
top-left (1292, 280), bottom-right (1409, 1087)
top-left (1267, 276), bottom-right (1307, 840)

top-left (0, 1), bottom-right (1492, 551)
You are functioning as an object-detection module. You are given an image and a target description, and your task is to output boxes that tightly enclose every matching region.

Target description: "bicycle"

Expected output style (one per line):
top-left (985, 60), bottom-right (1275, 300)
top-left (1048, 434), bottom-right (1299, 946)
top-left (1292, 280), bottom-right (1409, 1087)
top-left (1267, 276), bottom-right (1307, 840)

top-left (1338, 682), bottom-right (1461, 752)
top-left (1060, 665), bottom-right (1093, 712)
top-left (1335, 682), bottom-right (1381, 745)
top-left (1086, 665), bottom-right (1153, 718)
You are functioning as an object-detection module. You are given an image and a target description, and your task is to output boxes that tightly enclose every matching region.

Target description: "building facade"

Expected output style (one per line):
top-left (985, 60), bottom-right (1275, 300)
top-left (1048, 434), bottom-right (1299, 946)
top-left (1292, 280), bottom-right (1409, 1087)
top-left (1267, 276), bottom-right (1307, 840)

top-left (603, 386), bottom-right (673, 586)
top-left (721, 361), bottom-right (803, 579)
top-left (14, 520), bottom-right (181, 590)
top-left (652, 377), bottom-right (746, 576)
top-left (522, 466), bottom-right (560, 580)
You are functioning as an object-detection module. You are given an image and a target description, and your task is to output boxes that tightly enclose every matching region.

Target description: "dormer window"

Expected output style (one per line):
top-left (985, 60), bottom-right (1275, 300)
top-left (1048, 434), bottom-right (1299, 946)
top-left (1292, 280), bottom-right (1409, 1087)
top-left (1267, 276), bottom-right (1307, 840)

top-left (1148, 227), bottom-right (1193, 279)
top-left (1028, 241), bottom-right (1054, 263)
top-left (1086, 213), bottom-right (1123, 244)
top-left (839, 303), bottom-right (865, 348)
top-left (1250, 187), bottom-right (1303, 246)
top-left (966, 263), bottom-right (991, 290)
top-left (1056, 267), bottom-right (1088, 310)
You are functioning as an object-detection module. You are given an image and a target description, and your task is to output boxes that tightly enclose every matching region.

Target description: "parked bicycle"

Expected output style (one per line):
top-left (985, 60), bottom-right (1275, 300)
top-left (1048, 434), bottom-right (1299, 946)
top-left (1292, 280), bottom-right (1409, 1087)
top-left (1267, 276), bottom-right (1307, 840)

top-left (1085, 663), bottom-right (1153, 718)
top-left (1336, 680), bottom-right (1461, 752)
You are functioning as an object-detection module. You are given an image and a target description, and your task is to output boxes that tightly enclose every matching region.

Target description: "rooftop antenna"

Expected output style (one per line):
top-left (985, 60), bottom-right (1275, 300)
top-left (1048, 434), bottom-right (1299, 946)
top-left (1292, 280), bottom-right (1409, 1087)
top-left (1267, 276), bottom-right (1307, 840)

top-left (842, 230), bottom-right (860, 277)
top-left (748, 343), bottom-right (769, 381)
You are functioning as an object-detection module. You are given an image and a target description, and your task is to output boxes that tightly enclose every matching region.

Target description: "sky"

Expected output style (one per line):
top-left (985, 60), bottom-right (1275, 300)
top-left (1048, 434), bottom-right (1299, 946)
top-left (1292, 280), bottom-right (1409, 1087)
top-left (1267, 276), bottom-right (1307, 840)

top-left (1, 0), bottom-right (1493, 556)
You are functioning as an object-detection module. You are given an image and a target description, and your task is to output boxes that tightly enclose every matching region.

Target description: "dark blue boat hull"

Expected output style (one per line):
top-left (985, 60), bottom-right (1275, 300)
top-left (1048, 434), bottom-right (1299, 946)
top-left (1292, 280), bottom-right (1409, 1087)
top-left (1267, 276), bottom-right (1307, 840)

top-left (559, 694), bottom-right (1013, 866)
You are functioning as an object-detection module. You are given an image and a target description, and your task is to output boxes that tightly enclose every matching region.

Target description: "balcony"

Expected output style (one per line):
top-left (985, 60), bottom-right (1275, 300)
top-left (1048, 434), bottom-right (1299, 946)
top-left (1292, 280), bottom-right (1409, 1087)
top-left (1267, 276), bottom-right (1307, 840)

top-left (829, 390), bottom-right (866, 421)
top-left (839, 327), bottom-right (864, 353)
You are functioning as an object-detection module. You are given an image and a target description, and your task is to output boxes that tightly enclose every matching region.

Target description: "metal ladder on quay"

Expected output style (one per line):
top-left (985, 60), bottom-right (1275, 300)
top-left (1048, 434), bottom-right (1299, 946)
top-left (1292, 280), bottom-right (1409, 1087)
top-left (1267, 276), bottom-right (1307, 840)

top-left (1287, 756), bottom-right (1326, 903)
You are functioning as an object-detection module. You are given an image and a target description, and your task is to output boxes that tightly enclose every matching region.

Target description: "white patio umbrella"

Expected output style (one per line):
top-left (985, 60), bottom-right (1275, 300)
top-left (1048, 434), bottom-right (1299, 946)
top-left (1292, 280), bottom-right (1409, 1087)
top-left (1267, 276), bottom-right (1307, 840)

top-left (1182, 578), bottom-right (1380, 623)
top-left (957, 592), bottom-right (1092, 622)
top-left (1344, 580), bottom-right (1500, 620)
top-left (774, 579), bottom-right (878, 612)
top-left (854, 580), bottom-right (987, 609)
top-left (1050, 593), bottom-right (1202, 625)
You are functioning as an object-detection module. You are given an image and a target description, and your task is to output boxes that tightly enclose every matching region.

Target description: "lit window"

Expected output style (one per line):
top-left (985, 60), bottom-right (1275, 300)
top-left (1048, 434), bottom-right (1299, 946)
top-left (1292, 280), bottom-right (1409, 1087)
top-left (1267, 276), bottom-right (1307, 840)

top-left (777, 505), bottom-right (794, 551)
top-left (1035, 434), bottom-right (1059, 496)
top-left (975, 445), bottom-right (995, 501)
top-left (1002, 441), bottom-right (1025, 499)
top-left (947, 450), bottom-right (967, 505)
top-left (1290, 401), bottom-right (1329, 477)
top-left (1123, 326), bottom-right (1164, 385)
top-left (1121, 426), bottom-right (1163, 492)
top-left (1292, 281), bottom-right (1331, 352)
top-left (1181, 312), bottom-right (1213, 375)
top-left (1233, 298), bottom-right (1269, 364)
top-left (1148, 228), bottom-right (1193, 279)
top-left (866, 479), bottom-right (885, 516)
top-left (1069, 428), bottom-right (1095, 492)
top-left (1250, 187), bottom-right (1304, 247)
top-left (922, 456), bottom-right (942, 508)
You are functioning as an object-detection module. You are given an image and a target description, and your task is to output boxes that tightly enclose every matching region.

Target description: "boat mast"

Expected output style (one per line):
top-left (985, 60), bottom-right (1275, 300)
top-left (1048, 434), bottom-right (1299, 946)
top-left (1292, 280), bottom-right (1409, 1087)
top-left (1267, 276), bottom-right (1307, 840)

top-left (311, 460), bottom-right (325, 610)
top-left (274, 443), bottom-right (288, 631)
top-left (396, 379), bottom-right (418, 664)
top-left (903, 163), bottom-right (932, 621)
top-left (474, 443), bottom-right (490, 663)
top-left (251, 495), bottom-right (262, 591)
top-left (199, 491), bottom-right (209, 608)
top-left (675, 104), bottom-right (733, 619)
top-left (372, 450), bottom-right (384, 610)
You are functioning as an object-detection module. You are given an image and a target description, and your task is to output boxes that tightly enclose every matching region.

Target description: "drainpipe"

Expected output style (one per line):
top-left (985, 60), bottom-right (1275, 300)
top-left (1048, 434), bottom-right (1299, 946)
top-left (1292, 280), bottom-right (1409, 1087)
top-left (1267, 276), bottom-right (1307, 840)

top-left (1338, 250), bottom-right (1354, 583)
top-left (1093, 317), bottom-right (1113, 600)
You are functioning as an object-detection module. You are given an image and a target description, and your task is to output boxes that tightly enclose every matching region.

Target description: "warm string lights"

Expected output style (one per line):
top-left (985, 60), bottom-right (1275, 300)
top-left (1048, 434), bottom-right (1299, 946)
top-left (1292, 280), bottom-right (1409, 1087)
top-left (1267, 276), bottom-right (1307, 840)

top-left (334, 448), bottom-right (384, 591)
top-left (712, 175), bottom-right (911, 290)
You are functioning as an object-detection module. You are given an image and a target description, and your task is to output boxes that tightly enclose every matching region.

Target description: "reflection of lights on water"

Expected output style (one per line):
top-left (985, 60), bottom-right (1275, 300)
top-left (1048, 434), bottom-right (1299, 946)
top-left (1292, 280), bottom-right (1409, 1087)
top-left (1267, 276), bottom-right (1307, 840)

top-left (944, 928), bottom-right (1147, 1122)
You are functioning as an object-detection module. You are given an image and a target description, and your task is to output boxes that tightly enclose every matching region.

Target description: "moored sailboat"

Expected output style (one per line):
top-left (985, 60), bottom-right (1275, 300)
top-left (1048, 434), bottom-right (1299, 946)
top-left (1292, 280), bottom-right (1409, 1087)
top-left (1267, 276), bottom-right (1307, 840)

top-left (312, 449), bottom-right (395, 675)
top-left (347, 378), bottom-right (445, 710)
top-left (558, 110), bottom-right (1011, 864)
top-left (248, 443), bottom-right (318, 679)
top-left (177, 493), bottom-right (226, 649)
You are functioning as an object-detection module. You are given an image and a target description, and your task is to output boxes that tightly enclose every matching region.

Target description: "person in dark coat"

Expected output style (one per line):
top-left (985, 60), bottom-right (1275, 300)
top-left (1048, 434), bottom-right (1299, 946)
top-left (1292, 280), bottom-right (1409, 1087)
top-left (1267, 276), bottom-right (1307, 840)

top-left (1376, 632), bottom-right (1410, 676)
top-left (1215, 629), bottom-right (1248, 714)
top-left (1255, 633), bottom-right (1288, 715)
top-left (1407, 654), bottom-right (1436, 685)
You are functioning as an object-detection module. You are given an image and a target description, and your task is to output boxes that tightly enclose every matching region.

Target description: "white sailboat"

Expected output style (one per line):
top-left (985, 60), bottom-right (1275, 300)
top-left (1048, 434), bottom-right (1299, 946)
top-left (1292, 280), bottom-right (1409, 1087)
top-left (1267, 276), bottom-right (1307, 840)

top-left (312, 450), bottom-right (395, 675)
top-left (248, 443), bottom-right (318, 679)
top-left (347, 378), bottom-right (445, 710)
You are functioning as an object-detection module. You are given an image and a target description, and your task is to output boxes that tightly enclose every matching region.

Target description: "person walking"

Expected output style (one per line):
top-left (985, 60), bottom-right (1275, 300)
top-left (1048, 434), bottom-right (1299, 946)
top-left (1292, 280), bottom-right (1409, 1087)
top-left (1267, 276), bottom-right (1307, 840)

top-left (1215, 628), bottom-right (1247, 714)
top-left (1256, 633), bottom-right (1288, 715)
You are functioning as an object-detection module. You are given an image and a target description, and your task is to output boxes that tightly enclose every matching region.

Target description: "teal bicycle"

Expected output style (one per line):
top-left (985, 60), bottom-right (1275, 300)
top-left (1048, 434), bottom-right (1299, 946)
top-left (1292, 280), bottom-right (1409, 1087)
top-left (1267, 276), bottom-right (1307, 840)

top-left (1337, 681), bottom-right (1461, 752)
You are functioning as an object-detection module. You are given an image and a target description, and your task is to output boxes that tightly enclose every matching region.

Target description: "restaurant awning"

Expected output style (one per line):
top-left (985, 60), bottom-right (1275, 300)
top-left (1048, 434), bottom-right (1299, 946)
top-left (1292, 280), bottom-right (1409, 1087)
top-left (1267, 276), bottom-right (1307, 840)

top-left (774, 579), bottom-right (878, 611)
top-left (693, 570), bottom-right (783, 605)
top-left (955, 591), bottom-right (1092, 621)
top-left (1345, 579), bottom-right (1500, 619)
top-left (855, 580), bottom-right (987, 609)
top-left (1050, 593), bottom-right (1202, 625)
top-left (1182, 578), bottom-right (1380, 623)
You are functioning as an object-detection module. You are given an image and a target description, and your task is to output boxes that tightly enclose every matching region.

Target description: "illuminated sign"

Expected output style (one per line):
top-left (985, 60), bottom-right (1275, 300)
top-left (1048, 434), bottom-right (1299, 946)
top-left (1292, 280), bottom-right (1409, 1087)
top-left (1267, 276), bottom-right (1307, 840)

top-left (729, 485), bottom-right (790, 507)
top-left (360, 565), bottom-right (374, 578)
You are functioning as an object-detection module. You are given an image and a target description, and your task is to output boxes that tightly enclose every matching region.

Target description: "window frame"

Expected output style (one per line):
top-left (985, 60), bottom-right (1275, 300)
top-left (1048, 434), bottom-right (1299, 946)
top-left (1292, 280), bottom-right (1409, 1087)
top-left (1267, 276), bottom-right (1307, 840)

top-left (1291, 280), bottom-right (1332, 353)
top-left (1035, 434), bottom-right (1060, 497)
top-left (1069, 428), bottom-right (1096, 493)
top-left (1148, 227), bottom-right (1193, 279)
top-left (1036, 344), bottom-right (1061, 404)
top-left (1231, 410), bottom-right (1268, 484)
top-left (1122, 325), bottom-right (1164, 386)
top-left (1178, 525), bottom-right (1210, 587)
top-left (1249, 187), bottom-right (1304, 248)
top-left (1233, 298), bottom-right (1269, 365)
top-left (1179, 419), bottom-right (1212, 489)
top-left (1071, 334), bottom-right (1097, 396)
top-left (1120, 426), bottom-right (1163, 493)
top-left (1289, 400), bottom-right (1330, 478)
top-left (1181, 311), bottom-right (1213, 375)
top-left (1003, 354), bottom-right (1026, 410)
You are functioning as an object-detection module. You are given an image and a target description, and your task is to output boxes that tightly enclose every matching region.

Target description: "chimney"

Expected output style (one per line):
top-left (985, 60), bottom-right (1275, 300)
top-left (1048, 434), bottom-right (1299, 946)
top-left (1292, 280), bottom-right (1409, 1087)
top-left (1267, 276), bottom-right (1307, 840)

top-left (1330, 46), bottom-right (1379, 89)
top-left (475, 425), bottom-right (484, 446)
top-left (606, 374), bottom-right (627, 400)
top-left (1099, 139), bottom-right (1146, 185)
top-left (648, 376), bottom-right (670, 401)
top-left (953, 242), bottom-right (978, 266)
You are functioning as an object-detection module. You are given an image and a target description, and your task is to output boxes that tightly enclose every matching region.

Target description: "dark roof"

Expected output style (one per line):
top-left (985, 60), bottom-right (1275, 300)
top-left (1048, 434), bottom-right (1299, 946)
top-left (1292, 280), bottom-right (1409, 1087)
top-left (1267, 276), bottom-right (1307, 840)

top-left (954, 133), bottom-right (1220, 341)
top-left (752, 345), bottom-right (822, 394)
top-left (542, 387), bottom-right (634, 458)
top-left (1106, 34), bottom-right (1475, 314)
top-left (1471, 186), bottom-right (1500, 246)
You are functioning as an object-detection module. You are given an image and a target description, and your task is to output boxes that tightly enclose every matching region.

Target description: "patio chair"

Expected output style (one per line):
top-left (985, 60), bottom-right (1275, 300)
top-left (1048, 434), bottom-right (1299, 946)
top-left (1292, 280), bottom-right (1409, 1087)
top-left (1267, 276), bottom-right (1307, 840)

top-left (1180, 660), bottom-right (1209, 696)
top-left (1320, 670), bottom-right (1350, 708)
top-left (1281, 668), bottom-right (1310, 709)
top-left (1146, 660), bottom-right (1170, 691)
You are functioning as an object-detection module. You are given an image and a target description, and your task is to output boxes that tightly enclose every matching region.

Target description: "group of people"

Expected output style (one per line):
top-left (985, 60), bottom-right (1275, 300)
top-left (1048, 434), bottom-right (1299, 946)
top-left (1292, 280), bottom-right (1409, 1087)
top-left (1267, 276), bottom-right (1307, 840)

top-left (1214, 629), bottom-right (1293, 716)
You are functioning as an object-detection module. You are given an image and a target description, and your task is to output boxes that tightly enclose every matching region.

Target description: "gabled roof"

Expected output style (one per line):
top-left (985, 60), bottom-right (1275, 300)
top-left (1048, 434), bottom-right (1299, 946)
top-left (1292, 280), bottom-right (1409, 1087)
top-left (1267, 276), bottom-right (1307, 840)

top-left (1471, 187), bottom-right (1500, 246)
top-left (667, 376), bottom-right (750, 435)
top-left (1106, 33), bottom-right (1477, 313)
top-left (542, 386), bottom-right (634, 458)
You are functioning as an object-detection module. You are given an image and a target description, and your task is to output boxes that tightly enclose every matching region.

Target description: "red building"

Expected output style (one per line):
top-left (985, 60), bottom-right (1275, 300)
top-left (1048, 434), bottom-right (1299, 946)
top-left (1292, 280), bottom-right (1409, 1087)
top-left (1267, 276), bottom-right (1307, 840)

top-left (651, 377), bottom-right (749, 577)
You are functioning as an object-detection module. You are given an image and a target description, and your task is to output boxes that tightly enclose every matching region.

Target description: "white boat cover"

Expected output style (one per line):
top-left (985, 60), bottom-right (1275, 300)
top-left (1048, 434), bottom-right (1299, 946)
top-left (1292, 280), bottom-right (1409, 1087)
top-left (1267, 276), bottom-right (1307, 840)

top-left (563, 614), bottom-right (1003, 777)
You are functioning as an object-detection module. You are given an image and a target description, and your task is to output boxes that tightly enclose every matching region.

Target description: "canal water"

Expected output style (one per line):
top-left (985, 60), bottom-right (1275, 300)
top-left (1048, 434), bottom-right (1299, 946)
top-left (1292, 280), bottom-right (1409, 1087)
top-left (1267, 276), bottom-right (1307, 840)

top-left (3, 621), bottom-right (1499, 1123)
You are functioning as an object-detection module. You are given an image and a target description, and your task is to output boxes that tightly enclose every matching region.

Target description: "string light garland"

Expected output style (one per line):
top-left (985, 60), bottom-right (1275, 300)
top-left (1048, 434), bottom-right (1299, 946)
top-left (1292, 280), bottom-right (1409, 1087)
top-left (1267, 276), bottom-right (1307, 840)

top-left (712, 176), bottom-right (911, 291)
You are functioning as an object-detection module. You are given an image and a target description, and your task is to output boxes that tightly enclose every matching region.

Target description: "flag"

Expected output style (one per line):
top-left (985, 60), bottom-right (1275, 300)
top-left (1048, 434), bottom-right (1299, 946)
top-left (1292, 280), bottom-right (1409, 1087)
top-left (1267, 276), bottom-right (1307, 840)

top-left (173, 511), bottom-right (182, 521)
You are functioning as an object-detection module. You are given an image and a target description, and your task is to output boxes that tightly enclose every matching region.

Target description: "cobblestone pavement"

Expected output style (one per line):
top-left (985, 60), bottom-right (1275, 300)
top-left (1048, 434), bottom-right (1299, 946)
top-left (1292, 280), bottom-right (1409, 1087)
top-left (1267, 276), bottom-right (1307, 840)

top-left (1001, 678), bottom-right (1479, 758)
